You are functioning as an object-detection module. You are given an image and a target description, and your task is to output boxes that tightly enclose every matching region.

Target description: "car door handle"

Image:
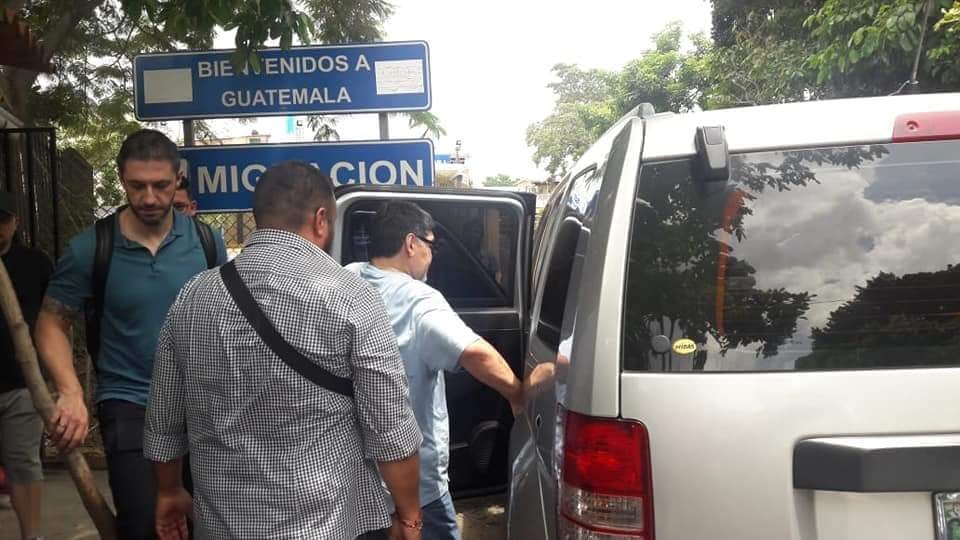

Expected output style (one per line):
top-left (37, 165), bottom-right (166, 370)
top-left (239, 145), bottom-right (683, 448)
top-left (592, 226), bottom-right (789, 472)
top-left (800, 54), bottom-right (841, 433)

top-left (794, 434), bottom-right (960, 492)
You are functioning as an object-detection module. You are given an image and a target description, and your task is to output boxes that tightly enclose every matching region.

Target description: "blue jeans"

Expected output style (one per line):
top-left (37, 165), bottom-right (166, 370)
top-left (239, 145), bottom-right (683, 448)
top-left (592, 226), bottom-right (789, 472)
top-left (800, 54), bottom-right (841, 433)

top-left (422, 491), bottom-right (461, 540)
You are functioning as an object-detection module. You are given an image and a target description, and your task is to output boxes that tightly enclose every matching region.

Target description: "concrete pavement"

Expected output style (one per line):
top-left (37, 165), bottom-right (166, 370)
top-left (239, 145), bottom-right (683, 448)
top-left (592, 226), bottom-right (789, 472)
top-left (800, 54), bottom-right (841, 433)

top-left (0, 467), bottom-right (506, 539)
top-left (0, 467), bottom-right (111, 540)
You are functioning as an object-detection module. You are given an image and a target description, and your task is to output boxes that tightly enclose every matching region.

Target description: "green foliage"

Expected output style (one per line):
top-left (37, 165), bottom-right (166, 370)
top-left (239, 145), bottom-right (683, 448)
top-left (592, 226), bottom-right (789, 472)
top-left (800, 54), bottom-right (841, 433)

top-left (706, 0), bottom-right (960, 104)
top-left (710, 0), bottom-right (823, 46)
top-left (484, 174), bottom-right (518, 187)
top-left (705, 3), bottom-right (822, 107)
top-left (615, 23), bottom-right (710, 114)
top-left (307, 116), bottom-right (340, 142)
top-left (527, 23), bottom-right (709, 181)
top-left (806, 0), bottom-right (940, 92)
top-left (405, 111), bottom-right (447, 140)
top-left (2, 0), bottom-right (394, 206)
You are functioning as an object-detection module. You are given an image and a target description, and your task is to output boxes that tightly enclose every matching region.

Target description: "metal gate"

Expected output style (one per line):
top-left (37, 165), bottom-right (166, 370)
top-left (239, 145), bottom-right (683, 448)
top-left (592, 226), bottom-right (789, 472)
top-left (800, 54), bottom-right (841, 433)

top-left (0, 127), bottom-right (61, 259)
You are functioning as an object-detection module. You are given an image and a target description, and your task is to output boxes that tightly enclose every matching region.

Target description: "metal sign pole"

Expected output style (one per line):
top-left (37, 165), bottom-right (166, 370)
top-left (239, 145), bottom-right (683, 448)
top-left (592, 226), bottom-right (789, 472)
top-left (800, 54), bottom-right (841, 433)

top-left (378, 113), bottom-right (389, 140)
top-left (183, 120), bottom-right (194, 147)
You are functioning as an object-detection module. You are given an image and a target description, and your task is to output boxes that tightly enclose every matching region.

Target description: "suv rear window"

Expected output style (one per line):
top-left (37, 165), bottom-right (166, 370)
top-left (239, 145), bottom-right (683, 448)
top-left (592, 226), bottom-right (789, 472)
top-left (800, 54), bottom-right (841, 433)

top-left (623, 140), bottom-right (960, 372)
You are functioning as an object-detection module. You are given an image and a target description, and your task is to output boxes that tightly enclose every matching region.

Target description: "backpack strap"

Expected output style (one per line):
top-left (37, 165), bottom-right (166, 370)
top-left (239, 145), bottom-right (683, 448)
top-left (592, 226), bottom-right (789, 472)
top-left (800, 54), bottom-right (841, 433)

top-left (85, 213), bottom-right (117, 368)
top-left (219, 261), bottom-right (354, 398)
top-left (193, 218), bottom-right (218, 269)
top-left (85, 211), bottom-right (217, 368)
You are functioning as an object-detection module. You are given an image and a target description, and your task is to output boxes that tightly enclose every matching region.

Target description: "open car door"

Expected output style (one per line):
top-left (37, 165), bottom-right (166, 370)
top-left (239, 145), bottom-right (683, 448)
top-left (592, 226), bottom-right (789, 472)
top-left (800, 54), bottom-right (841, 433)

top-left (333, 185), bottom-right (536, 497)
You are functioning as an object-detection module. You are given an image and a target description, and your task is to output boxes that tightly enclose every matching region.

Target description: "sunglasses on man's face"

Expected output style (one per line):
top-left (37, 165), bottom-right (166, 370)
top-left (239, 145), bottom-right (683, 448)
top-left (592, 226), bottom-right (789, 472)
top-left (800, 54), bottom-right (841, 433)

top-left (414, 234), bottom-right (439, 254)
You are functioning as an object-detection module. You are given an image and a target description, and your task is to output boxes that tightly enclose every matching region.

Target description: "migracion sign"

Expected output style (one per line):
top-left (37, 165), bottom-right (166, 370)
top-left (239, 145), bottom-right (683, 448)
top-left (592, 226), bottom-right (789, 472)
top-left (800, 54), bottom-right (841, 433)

top-left (179, 139), bottom-right (435, 213)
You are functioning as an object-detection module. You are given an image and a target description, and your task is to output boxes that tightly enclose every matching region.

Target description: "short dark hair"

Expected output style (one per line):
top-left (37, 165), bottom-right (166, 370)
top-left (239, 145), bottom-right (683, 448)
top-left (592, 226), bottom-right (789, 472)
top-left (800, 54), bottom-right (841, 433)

top-left (177, 178), bottom-right (194, 201)
top-left (253, 161), bottom-right (335, 231)
top-left (116, 129), bottom-right (179, 175)
top-left (369, 201), bottom-right (435, 258)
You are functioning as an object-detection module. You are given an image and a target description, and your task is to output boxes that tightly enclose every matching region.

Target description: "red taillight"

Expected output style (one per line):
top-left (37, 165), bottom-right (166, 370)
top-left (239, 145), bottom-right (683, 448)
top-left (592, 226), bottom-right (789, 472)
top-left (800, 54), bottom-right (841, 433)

top-left (892, 111), bottom-right (960, 142)
top-left (559, 409), bottom-right (654, 539)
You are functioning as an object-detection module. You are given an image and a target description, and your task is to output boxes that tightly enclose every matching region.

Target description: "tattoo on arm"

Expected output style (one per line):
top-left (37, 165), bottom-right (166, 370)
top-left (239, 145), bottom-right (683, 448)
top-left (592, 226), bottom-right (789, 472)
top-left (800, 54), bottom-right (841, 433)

top-left (40, 296), bottom-right (80, 324)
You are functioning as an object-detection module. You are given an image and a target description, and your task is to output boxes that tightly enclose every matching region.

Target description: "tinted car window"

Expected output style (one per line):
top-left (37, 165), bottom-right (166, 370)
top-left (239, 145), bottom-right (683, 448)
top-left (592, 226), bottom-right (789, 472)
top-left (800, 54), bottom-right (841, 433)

top-left (623, 140), bottom-right (960, 371)
top-left (535, 167), bottom-right (600, 350)
top-left (343, 200), bottom-right (519, 308)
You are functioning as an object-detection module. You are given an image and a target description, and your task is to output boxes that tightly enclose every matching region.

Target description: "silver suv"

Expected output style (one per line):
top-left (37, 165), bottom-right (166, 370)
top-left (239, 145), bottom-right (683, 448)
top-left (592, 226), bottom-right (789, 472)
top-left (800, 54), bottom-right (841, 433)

top-left (507, 92), bottom-right (960, 540)
top-left (334, 92), bottom-right (960, 540)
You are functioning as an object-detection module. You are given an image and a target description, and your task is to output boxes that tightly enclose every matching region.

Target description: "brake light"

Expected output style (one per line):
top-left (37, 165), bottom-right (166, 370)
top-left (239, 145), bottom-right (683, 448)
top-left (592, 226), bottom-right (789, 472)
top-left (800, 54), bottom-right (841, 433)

top-left (559, 408), bottom-right (654, 539)
top-left (892, 111), bottom-right (960, 142)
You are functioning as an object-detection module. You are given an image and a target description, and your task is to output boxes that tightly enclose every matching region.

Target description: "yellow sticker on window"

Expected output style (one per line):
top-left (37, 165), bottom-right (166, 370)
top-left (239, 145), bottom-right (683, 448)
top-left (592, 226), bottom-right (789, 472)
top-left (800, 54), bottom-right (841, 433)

top-left (672, 339), bottom-right (697, 355)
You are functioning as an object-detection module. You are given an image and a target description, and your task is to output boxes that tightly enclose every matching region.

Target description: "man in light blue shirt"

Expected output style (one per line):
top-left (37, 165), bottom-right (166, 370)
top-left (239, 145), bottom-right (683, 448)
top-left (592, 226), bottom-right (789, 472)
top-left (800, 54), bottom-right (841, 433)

top-left (347, 201), bottom-right (523, 540)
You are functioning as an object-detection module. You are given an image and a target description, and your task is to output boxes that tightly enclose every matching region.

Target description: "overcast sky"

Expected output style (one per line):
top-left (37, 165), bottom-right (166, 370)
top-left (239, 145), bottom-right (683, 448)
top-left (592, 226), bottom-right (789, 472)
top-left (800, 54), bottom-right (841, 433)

top-left (199, 1), bottom-right (712, 184)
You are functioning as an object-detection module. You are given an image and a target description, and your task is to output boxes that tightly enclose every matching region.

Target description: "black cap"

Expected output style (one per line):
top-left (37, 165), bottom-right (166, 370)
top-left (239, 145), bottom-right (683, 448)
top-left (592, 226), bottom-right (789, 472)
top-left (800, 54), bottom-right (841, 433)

top-left (0, 192), bottom-right (16, 216)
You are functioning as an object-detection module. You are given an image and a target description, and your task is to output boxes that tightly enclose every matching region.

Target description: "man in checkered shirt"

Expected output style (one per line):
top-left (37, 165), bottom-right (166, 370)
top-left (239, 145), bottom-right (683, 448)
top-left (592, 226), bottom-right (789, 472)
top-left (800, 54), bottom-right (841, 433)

top-left (143, 161), bottom-right (424, 539)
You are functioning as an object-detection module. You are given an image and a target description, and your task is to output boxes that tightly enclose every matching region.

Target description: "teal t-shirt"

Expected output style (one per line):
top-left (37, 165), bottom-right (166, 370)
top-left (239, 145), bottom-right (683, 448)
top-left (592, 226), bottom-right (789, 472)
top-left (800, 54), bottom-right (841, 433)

top-left (46, 211), bottom-right (227, 406)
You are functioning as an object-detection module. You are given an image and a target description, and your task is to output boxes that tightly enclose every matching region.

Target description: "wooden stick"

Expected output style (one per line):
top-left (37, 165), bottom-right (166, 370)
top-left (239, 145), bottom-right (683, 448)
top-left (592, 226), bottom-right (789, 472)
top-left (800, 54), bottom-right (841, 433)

top-left (0, 259), bottom-right (117, 539)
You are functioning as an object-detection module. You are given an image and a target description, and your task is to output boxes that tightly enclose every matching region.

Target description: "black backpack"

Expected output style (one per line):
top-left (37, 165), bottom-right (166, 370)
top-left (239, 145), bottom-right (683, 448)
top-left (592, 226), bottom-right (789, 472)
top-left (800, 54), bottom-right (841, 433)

top-left (83, 209), bottom-right (218, 365)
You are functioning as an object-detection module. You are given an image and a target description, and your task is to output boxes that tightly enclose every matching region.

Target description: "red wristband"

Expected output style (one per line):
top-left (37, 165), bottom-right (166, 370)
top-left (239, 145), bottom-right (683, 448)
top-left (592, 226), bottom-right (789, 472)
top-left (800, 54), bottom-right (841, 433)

top-left (394, 512), bottom-right (423, 530)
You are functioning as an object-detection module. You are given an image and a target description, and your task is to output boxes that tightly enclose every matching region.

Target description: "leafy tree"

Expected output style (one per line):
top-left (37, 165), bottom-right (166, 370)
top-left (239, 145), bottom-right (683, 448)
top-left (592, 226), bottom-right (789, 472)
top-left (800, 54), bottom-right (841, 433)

top-left (527, 23), bottom-right (709, 181)
top-left (1, 0), bottom-right (393, 204)
top-left (706, 0), bottom-right (960, 107)
top-left (705, 2), bottom-right (824, 107)
top-left (307, 116), bottom-right (341, 142)
top-left (710, 0), bottom-right (822, 47)
top-left (484, 174), bottom-right (518, 187)
top-left (805, 0), bottom-right (960, 94)
top-left (799, 265), bottom-right (960, 369)
top-left (405, 111), bottom-right (447, 139)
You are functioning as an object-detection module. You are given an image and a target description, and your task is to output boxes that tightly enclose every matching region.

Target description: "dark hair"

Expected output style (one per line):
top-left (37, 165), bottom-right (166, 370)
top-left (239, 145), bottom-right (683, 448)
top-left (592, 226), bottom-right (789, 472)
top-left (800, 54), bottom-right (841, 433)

top-left (369, 201), bottom-right (435, 258)
top-left (116, 129), bottom-right (179, 175)
top-left (253, 161), bottom-right (335, 231)
top-left (177, 178), bottom-right (194, 201)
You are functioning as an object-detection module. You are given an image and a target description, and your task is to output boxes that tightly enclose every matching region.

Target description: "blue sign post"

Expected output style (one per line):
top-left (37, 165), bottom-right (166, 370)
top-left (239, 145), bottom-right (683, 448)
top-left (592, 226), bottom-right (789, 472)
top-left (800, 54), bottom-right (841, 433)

top-left (134, 41), bottom-right (431, 121)
top-left (180, 139), bottom-right (434, 213)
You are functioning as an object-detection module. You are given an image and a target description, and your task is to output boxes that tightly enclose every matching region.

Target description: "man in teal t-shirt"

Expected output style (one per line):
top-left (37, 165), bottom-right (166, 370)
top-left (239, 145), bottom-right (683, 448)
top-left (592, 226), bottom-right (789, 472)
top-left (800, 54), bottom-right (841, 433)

top-left (35, 129), bottom-right (226, 539)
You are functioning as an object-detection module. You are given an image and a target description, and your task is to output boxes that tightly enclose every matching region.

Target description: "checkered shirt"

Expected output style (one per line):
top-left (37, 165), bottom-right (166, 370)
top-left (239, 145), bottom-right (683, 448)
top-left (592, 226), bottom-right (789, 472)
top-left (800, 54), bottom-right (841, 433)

top-left (144, 229), bottom-right (422, 539)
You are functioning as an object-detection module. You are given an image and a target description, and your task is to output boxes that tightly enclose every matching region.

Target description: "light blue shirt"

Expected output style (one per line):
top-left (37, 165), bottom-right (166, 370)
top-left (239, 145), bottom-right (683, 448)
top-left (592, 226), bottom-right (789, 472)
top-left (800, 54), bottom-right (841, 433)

top-left (346, 262), bottom-right (479, 505)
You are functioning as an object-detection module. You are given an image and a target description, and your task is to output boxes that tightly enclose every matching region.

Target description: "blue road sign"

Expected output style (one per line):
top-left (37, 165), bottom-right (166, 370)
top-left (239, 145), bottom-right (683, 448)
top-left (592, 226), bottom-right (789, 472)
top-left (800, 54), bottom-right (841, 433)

top-left (179, 139), bottom-right (434, 213)
top-left (134, 41), bottom-right (431, 121)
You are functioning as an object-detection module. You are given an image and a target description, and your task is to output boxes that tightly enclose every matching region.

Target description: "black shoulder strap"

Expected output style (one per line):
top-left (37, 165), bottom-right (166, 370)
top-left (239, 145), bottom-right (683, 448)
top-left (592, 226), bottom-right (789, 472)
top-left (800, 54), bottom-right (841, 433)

top-left (193, 218), bottom-right (218, 269)
top-left (219, 260), bottom-right (354, 398)
top-left (86, 213), bottom-right (117, 366)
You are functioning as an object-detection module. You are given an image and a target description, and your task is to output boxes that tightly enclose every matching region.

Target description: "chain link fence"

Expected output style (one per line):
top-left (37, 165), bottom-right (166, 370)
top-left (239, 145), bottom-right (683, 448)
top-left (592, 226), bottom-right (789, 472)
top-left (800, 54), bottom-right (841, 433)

top-left (196, 211), bottom-right (255, 259)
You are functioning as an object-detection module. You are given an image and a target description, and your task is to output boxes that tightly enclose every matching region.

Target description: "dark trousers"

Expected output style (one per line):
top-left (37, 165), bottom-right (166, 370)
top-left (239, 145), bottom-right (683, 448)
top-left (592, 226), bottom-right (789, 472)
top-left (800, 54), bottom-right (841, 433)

top-left (100, 400), bottom-right (194, 540)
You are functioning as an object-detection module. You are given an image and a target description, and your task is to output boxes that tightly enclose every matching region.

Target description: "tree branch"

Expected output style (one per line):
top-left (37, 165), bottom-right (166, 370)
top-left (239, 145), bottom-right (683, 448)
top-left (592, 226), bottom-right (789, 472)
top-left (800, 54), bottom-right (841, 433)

top-left (0, 260), bottom-right (117, 539)
top-left (41, 0), bottom-right (106, 59)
